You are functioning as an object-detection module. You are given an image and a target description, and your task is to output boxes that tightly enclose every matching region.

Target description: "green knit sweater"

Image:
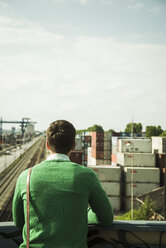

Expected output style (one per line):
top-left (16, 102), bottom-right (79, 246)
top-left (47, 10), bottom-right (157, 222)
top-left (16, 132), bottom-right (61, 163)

top-left (13, 160), bottom-right (113, 248)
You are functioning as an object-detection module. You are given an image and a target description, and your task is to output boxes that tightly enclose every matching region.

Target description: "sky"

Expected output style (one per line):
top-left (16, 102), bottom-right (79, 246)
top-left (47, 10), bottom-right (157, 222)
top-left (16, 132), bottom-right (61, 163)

top-left (0, 0), bottom-right (166, 132)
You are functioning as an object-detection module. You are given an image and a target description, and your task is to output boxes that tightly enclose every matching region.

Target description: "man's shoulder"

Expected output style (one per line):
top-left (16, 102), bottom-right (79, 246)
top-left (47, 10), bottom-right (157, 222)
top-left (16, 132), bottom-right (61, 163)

top-left (70, 163), bottom-right (97, 179)
top-left (18, 167), bottom-right (30, 179)
top-left (70, 162), bottom-right (94, 172)
top-left (18, 161), bottom-right (44, 179)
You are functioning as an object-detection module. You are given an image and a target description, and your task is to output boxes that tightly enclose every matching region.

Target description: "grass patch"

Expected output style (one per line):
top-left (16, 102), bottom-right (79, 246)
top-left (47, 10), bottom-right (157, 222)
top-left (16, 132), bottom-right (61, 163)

top-left (117, 196), bottom-right (155, 220)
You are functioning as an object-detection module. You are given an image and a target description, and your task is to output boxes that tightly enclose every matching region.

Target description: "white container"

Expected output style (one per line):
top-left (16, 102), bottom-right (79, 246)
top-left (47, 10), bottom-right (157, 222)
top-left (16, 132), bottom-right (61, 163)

top-left (96, 160), bottom-right (104, 165)
top-left (104, 132), bottom-right (112, 141)
top-left (87, 152), bottom-right (96, 166)
top-left (108, 196), bottom-right (120, 211)
top-left (75, 137), bottom-right (82, 151)
top-left (123, 167), bottom-right (160, 183)
top-left (88, 165), bottom-right (121, 182)
top-left (117, 152), bottom-right (155, 167)
top-left (104, 160), bottom-right (111, 165)
top-left (87, 147), bottom-right (92, 159)
top-left (101, 182), bottom-right (120, 196)
top-left (87, 148), bottom-right (104, 166)
top-left (104, 141), bottom-right (111, 150)
top-left (104, 150), bottom-right (111, 159)
top-left (88, 159), bottom-right (105, 166)
top-left (125, 182), bottom-right (159, 197)
top-left (118, 139), bottom-right (152, 153)
top-left (152, 137), bottom-right (166, 154)
top-left (112, 137), bottom-right (118, 154)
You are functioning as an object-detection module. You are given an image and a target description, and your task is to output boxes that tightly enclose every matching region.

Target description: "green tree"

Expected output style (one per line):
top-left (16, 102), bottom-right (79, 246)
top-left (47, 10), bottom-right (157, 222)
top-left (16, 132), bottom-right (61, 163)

top-left (76, 129), bottom-right (87, 134)
top-left (146, 125), bottom-right (163, 137)
top-left (76, 124), bottom-right (104, 134)
top-left (108, 129), bottom-right (115, 133)
top-left (87, 124), bottom-right (104, 132)
top-left (160, 130), bottom-right (166, 137)
top-left (125, 123), bottom-right (142, 133)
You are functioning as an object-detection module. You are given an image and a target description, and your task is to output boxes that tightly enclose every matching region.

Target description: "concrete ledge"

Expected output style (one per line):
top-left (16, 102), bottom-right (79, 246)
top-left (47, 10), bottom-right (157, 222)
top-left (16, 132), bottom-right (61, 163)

top-left (89, 220), bottom-right (166, 231)
top-left (1, 221), bottom-right (166, 247)
top-left (1, 220), bottom-right (166, 229)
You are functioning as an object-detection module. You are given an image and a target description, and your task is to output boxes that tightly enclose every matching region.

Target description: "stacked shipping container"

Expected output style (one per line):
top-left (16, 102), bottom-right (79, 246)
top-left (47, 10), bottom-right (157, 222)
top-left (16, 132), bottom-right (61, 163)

top-left (70, 135), bottom-right (83, 165)
top-left (70, 150), bottom-right (83, 165)
top-left (111, 137), bottom-right (118, 165)
top-left (116, 139), bottom-right (154, 167)
top-left (118, 139), bottom-right (152, 153)
top-left (88, 165), bottom-right (121, 211)
top-left (87, 132), bottom-right (112, 165)
top-left (72, 134), bottom-right (91, 166)
top-left (103, 132), bottom-right (112, 165)
top-left (117, 152), bottom-right (155, 167)
top-left (123, 167), bottom-right (160, 211)
top-left (91, 132), bottom-right (104, 160)
top-left (152, 137), bottom-right (166, 187)
top-left (75, 136), bottom-right (82, 151)
top-left (115, 138), bottom-right (160, 211)
top-left (87, 136), bottom-right (163, 213)
top-left (82, 135), bottom-right (91, 166)
top-left (152, 137), bottom-right (166, 154)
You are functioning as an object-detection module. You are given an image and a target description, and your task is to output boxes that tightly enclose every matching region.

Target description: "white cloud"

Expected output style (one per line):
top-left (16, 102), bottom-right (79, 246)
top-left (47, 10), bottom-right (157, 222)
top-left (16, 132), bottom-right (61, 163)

top-left (75, 0), bottom-right (113, 5)
top-left (0, 16), bottom-right (64, 44)
top-left (0, 0), bottom-right (8, 8)
top-left (148, 6), bottom-right (160, 14)
top-left (127, 0), bottom-right (161, 14)
top-left (43, 0), bottom-right (113, 5)
top-left (130, 34), bottom-right (144, 40)
top-left (0, 15), bottom-right (166, 130)
top-left (74, 0), bottom-right (92, 4)
top-left (127, 2), bottom-right (144, 10)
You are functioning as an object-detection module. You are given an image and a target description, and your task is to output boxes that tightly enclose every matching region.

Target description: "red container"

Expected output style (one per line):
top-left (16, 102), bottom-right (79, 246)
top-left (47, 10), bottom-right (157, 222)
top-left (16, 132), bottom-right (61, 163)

top-left (90, 132), bottom-right (104, 149)
top-left (70, 151), bottom-right (83, 165)
top-left (111, 154), bottom-right (117, 164)
top-left (92, 148), bottom-right (104, 159)
top-left (84, 135), bottom-right (91, 143)
top-left (92, 148), bottom-right (96, 158)
top-left (96, 151), bottom-right (104, 159)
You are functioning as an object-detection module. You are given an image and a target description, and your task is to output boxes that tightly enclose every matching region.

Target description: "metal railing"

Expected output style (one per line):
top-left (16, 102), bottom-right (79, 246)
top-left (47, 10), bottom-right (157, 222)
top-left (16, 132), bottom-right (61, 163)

top-left (0, 221), bottom-right (166, 247)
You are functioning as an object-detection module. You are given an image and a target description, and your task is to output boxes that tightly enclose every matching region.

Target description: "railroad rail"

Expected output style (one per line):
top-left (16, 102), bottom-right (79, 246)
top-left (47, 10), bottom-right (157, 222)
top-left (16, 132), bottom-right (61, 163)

top-left (0, 136), bottom-right (46, 221)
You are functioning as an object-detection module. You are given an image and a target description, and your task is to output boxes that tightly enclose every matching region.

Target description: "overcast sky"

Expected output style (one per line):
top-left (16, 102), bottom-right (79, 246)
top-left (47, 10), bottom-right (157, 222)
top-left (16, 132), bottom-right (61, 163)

top-left (0, 0), bottom-right (166, 131)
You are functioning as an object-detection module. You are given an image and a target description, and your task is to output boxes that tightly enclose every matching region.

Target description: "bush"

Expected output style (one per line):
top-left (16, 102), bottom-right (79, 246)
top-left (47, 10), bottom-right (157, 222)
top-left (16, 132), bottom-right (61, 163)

top-left (118, 196), bottom-right (155, 220)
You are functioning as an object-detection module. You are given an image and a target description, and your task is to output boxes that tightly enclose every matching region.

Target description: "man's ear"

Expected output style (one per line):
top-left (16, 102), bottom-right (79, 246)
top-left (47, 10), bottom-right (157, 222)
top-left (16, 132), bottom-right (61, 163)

top-left (46, 141), bottom-right (51, 150)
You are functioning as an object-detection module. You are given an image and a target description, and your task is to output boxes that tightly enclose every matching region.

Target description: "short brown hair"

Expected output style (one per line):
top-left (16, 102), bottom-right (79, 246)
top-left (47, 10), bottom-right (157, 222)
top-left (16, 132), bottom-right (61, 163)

top-left (46, 120), bottom-right (76, 154)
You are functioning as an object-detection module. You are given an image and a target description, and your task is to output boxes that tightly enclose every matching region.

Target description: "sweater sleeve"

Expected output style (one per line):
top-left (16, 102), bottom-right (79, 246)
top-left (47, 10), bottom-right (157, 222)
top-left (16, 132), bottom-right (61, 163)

top-left (88, 171), bottom-right (113, 226)
top-left (12, 175), bottom-right (25, 228)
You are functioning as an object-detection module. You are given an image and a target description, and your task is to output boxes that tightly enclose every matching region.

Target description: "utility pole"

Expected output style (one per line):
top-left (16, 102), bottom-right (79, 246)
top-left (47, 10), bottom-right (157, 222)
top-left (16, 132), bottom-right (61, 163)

top-left (131, 115), bottom-right (134, 138)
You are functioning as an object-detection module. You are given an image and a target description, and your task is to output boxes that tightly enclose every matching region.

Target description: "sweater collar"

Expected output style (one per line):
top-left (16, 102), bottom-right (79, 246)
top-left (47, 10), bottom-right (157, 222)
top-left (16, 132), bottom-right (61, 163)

top-left (46, 153), bottom-right (70, 161)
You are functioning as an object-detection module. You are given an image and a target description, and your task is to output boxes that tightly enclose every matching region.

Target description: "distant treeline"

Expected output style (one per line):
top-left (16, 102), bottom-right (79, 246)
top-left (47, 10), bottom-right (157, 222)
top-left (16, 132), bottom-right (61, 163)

top-left (77, 123), bottom-right (166, 137)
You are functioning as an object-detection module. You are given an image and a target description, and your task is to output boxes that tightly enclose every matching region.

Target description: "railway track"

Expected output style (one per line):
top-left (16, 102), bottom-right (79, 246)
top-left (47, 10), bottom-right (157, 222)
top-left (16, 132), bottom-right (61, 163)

top-left (0, 136), bottom-right (46, 221)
